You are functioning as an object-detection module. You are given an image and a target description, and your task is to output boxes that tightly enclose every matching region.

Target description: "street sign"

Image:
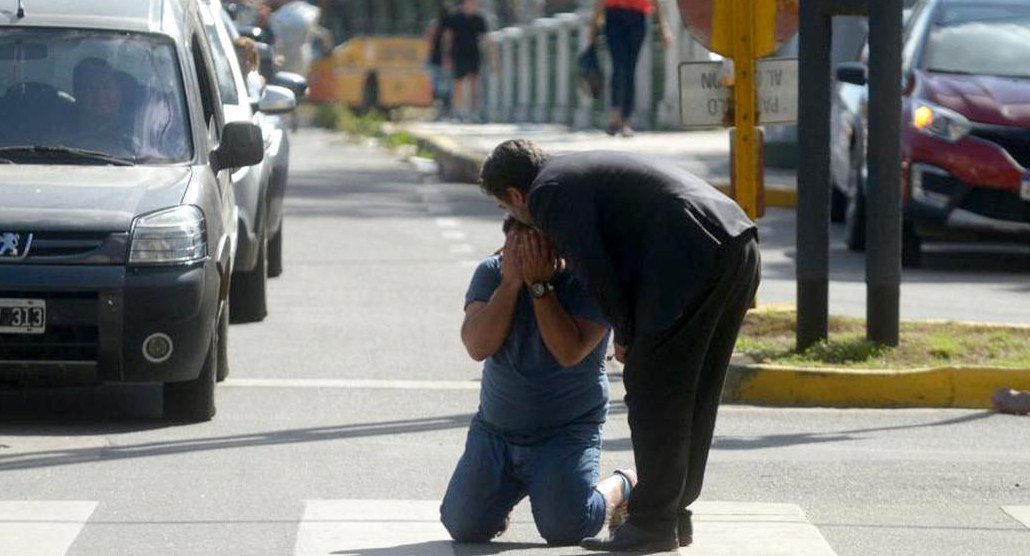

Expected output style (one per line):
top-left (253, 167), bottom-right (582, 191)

top-left (679, 58), bottom-right (798, 129)
top-left (678, 0), bottom-right (799, 58)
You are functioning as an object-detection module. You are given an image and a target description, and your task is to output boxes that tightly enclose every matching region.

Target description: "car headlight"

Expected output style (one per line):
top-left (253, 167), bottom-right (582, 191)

top-left (129, 206), bottom-right (208, 265)
top-left (912, 101), bottom-right (971, 143)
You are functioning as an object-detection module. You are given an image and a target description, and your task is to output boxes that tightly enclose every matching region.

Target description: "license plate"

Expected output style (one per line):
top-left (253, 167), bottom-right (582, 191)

top-left (1022, 177), bottom-right (1030, 201)
top-left (0, 299), bottom-right (46, 334)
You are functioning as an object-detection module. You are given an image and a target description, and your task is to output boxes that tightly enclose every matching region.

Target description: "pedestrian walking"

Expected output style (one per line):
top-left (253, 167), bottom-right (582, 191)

top-left (425, 3), bottom-right (454, 120)
top-left (479, 140), bottom-right (761, 551)
top-left (443, 0), bottom-right (487, 121)
top-left (589, 0), bottom-right (671, 137)
top-left (440, 217), bottom-right (636, 546)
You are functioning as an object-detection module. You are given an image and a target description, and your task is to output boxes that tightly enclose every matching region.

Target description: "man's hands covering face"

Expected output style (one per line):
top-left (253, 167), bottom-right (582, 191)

top-left (517, 230), bottom-right (558, 285)
top-left (500, 231), bottom-right (524, 287)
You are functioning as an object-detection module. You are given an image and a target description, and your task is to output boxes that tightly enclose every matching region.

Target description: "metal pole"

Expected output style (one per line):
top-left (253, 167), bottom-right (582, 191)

top-left (866, 0), bottom-right (902, 345)
top-left (796, 1), bottom-right (832, 350)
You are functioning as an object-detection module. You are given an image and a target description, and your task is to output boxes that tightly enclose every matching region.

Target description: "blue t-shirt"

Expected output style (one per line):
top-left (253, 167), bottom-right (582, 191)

top-left (464, 255), bottom-right (610, 435)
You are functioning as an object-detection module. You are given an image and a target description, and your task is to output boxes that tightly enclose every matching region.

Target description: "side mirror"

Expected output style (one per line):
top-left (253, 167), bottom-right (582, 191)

top-left (836, 62), bottom-right (868, 86)
top-left (257, 85), bottom-right (297, 114)
top-left (212, 122), bottom-right (263, 171)
top-left (270, 71), bottom-right (308, 100)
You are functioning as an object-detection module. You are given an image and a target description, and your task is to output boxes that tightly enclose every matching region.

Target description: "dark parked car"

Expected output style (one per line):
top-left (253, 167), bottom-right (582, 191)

top-left (0, 0), bottom-right (263, 421)
top-left (833, 0), bottom-right (1030, 265)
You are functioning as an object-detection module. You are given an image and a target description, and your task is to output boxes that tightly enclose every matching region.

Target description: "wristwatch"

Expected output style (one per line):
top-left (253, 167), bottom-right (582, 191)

top-left (529, 281), bottom-right (555, 298)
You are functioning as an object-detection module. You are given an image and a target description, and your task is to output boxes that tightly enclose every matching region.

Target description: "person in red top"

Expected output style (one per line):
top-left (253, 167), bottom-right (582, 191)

top-left (589, 0), bottom-right (671, 137)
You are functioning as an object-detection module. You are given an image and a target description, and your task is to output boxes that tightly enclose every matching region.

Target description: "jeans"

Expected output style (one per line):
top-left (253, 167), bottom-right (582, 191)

top-left (604, 8), bottom-right (647, 120)
top-left (440, 415), bottom-right (607, 545)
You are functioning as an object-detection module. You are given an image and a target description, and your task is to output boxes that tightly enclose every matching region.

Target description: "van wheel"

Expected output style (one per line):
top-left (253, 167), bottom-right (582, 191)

top-left (215, 302), bottom-right (230, 382)
top-left (230, 231), bottom-right (268, 323)
top-left (268, 225), bottom-right (283, 278)
top-left (163, 331), bottom-right (217, 422)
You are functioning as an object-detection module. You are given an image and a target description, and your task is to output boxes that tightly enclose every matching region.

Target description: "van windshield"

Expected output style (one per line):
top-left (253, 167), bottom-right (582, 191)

top-left (0, 29), bottom-right (192, 164)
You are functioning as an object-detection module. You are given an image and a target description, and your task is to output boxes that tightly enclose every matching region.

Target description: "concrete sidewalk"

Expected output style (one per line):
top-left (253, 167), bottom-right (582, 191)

top-left (399, 122), bottom-right (799, 209)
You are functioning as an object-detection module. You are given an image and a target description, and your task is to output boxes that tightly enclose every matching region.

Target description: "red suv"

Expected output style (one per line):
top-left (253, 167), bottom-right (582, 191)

top-left (836, 0), bottom-right (1030, 266)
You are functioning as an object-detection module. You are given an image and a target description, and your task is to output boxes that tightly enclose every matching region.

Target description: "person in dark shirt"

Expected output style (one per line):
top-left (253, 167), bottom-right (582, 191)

top-left (479, 139), bottom-right (761, 552)
top-left (425, 3), bottom-right (454, 119)
top-left (440, 217), bottom-right (637, 546)
top-left (442, 0), bottom-right (487, 120)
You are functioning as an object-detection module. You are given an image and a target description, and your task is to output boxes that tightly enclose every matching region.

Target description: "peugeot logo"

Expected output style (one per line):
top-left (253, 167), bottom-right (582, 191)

top-left (0, 232), bottom-right (32, 259)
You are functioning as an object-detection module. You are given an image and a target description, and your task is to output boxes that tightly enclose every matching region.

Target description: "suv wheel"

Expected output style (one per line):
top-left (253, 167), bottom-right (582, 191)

top-left (830, 180), bottom-right (847, 223)
top-left (844, 162), bottom-right (866, 251)
top-left (216, 302), bottom-right (230, 382)
top-left (268, 224), bottom-right (283, 278)
top-left (230, 230), bottom-right (268, 323)
top-left (902, 222), bottom-right (922, 268)
top-left (163, 331), bottom-right (217, 422)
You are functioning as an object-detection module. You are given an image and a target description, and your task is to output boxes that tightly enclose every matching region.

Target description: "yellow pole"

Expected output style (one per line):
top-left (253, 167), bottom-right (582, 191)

top-left (732, 0), bottom-right (759, 220)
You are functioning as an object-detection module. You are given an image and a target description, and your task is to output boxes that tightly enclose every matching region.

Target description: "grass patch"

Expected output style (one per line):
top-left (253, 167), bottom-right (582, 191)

top-left (738, 307), bottom-right (1030, 369)
top-left (311, 103), bottom-right (432, 158)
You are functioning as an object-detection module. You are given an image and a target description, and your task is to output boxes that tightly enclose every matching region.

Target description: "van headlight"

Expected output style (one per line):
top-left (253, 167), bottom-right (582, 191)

top-left (912, 101), bottom-right (971, 143)
top-left (129, 206), bottom-right (208, 265)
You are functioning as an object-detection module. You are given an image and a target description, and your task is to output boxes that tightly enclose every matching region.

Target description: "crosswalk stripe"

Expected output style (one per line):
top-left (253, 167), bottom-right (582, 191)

top-left (1002, 506), bottom-right (1030, 529)
top-left (0, 501), bottom-right (96, 556)
top-left (294, 500), bottom-right (450, 556)
top-left (293, 500), bottom-right (838, 555)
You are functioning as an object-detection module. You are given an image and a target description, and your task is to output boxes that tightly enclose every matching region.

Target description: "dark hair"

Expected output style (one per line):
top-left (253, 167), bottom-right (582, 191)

top-left (502, 216), bottom-right (528, 235)
top-left (479, 139), bottom-right (549, 200)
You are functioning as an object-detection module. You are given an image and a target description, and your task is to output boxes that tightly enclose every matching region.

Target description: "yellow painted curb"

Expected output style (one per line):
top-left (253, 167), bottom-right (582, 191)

top-left (724, 363), bottom-right (1030, 408)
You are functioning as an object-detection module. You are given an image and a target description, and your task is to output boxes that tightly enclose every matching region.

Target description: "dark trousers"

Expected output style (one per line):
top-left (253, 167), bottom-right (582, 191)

top-left (624, 238), bottom-right (762, 533)
top-left (604, 8), bottom-right (646, 120)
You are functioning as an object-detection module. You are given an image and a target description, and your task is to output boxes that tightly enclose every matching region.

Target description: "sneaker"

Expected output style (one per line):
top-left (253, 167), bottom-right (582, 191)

top-left (607, 469), bottom-right (636, 533)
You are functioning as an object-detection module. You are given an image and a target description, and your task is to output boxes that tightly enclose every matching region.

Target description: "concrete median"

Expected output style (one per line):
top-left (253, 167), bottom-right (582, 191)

top-left (403, 123), bottom-right (799, 209)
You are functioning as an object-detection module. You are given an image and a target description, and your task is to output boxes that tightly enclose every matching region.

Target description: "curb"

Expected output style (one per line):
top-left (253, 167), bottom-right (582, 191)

top-left (723, 363), bottom-right (1030, 409)
top-left (410, 130), bottom-right (799, 209)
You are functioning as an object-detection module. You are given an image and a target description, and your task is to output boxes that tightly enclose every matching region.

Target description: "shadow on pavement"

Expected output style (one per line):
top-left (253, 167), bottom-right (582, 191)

top-left (602, 409), bottom-right (994, 453)
top-left (330, 540), bottom-right (560, 556)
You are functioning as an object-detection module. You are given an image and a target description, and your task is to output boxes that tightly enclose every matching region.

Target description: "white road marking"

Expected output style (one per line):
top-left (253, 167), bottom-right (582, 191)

top-left (690, 501), bottom-right (837, 555)
top-left (426, 203), bottom-right (453, 215)
top-left (223, 378), bottom-right (480, 390)
top-left (295, 500), bottom-right (450, 556)
top-left (434, 217), bottom-right (460, 228)
top-left (460, 260), bottom-right (479, 269)
top-left (0, 501), bottom-right (97, 556)
top-left (1003, 506), bottom-right (1030, 529)
top-left (293, 500), bottom-right (837, 556)
top-left (440, 230), bottom-right (466, 241)
top-left (448, 244), bottom-right (475, 255)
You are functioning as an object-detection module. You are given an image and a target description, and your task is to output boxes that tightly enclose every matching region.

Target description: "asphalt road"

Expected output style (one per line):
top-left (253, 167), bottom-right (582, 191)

top-left (0, 129), bottom-right (1028, 556)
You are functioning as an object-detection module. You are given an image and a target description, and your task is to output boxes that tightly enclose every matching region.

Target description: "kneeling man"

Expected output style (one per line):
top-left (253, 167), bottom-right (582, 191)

top-left (440, 218), bottom-right (634, 545)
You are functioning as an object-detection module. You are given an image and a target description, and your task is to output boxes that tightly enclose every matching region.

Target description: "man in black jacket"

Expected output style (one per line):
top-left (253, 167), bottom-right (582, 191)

top-left (479, 139), bottom-right (761, 552)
